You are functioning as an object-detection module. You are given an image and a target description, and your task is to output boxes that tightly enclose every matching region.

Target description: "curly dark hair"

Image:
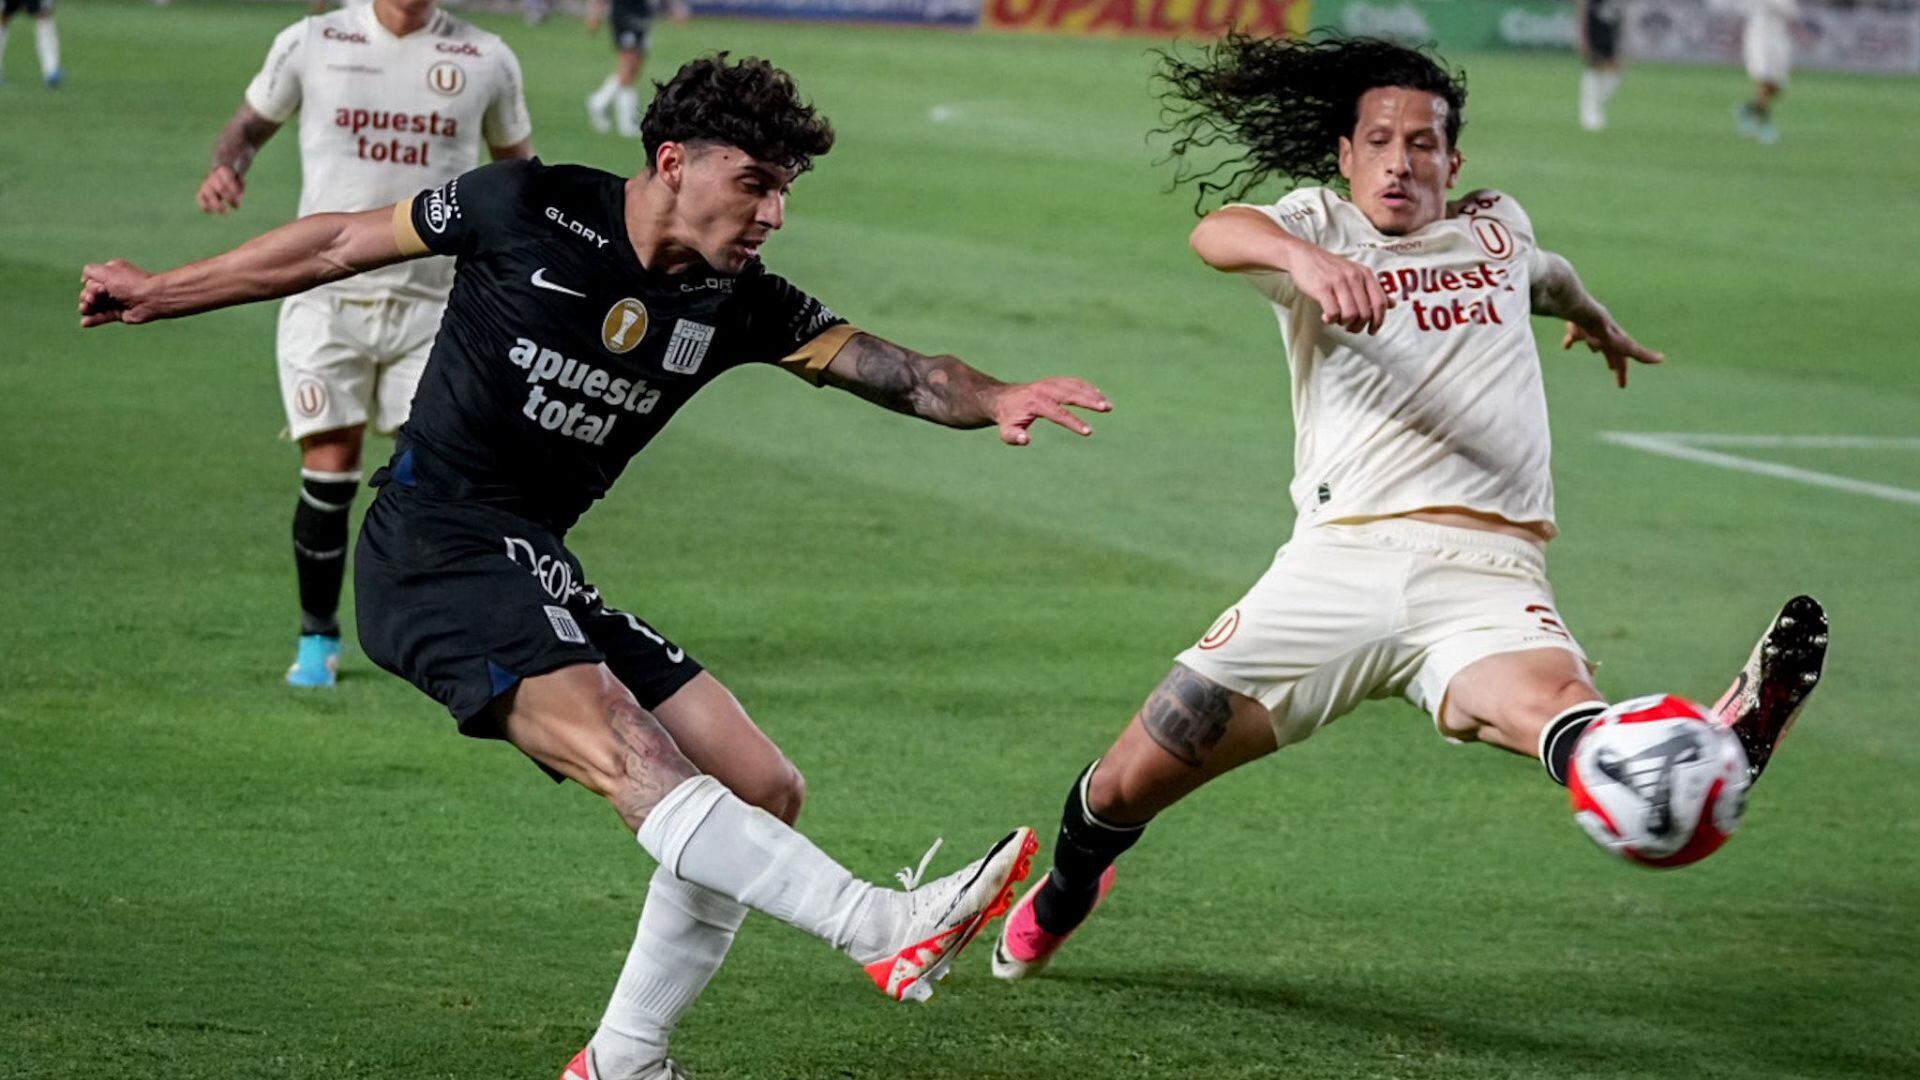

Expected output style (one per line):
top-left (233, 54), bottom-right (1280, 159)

top-left (642, 53), bottom-right (836, 174)
top-left (1156, 33), bottom-right (1468, 210)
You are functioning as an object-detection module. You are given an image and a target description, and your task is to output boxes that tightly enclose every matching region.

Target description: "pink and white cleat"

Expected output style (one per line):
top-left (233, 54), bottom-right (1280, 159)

top-left (990, 865), bottom-right (1116, 981)
top-left (864, 827), bottom-right (1038, 1003)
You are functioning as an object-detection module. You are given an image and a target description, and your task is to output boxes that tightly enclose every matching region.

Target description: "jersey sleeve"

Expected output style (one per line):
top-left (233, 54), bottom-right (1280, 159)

top-left (242, 20), bottom-right (308, 124)
top-left (395, 158), bottom-right (537, 259)
top-left (483, 45), bottom-right (535, 150)
top-left (740, 272), bottom-right (856, 385)
top-left (1223, 188), bottom-right (1334, 306)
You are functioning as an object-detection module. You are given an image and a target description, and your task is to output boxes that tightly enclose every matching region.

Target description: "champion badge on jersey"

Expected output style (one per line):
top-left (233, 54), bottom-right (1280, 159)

top-left (662, 320), bottom-right (715, 375)
top-left (601, 299), bottom-right (649, 354)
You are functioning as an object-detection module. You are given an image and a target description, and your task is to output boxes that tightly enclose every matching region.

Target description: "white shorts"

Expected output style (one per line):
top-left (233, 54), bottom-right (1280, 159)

top-left (277, 291), bottom-right (444, 441)
top-left (1175, 519), bottom-right (1589, 748)
top-left (1744, 16), bottom-right (1792, 85)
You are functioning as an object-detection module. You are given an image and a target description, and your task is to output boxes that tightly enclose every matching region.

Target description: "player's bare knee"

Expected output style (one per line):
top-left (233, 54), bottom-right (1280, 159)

top-left (734, 758), bottom-right (806, 824)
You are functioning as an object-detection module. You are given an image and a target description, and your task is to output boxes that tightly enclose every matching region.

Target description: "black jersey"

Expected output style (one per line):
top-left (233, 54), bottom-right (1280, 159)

top-left (385, 159), bottom-right (848, 534)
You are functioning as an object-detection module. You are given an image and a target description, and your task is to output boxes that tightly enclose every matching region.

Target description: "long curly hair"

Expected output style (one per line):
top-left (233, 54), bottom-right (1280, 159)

top-left (1156, 34), bottom-right (1468, 210)
top-left (642, 53), bottom-right (836, 174)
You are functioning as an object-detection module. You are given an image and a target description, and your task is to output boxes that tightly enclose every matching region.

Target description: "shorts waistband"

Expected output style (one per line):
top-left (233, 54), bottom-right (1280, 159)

top-left (1308, 518), bottom-right (1548, 570)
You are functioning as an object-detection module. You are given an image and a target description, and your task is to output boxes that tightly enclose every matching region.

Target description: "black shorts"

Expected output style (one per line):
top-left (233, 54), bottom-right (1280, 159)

top-left (3, 0), bottom-right (51, 17)
top-left (609, 1), bottom-right (653, 53)
top-left (1585, 3), bottom-right (1621, 63)
top-left (355, 484), bottom-right (703, 742)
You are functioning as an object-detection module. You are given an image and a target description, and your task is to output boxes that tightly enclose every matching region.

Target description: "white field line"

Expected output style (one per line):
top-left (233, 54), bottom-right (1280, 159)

top-left (1599, 432), bottom-right (1920, 508)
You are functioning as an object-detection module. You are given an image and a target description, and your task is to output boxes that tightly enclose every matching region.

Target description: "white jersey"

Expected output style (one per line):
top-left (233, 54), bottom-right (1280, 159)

top-left (1237, 186), bottom-right (1556, 537)
top-left (244, 5), bottom-right (532, 300)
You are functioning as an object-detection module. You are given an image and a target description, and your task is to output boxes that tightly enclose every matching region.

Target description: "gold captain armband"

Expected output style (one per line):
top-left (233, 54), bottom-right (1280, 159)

top-left (392, 198), bottom-right (430, 257)
top-left (777, 323), bottom-right (860, 386)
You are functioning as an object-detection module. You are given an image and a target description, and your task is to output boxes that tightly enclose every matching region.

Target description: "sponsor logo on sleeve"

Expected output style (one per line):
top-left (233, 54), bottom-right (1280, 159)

top-left (422, 178), bottom-right (459, 234)
top-left (601, 299), bottom-right (650, 355)
top-left (662, 320), bottom-right (715, 375)
top-left (427, 60), bottom-right (465, 97)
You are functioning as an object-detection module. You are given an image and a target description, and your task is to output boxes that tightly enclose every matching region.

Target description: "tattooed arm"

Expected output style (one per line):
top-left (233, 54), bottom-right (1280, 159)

top-left (197, 104), bottom-right (284, 215)
top-left (818, 332), bottom-right (1111, 446)
top-left (1529, 248), bottom-right (1664, 389)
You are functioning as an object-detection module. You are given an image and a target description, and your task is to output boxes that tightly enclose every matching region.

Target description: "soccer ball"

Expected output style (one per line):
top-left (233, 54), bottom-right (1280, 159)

top-left (1567, 694), bottom-right (1750, 869)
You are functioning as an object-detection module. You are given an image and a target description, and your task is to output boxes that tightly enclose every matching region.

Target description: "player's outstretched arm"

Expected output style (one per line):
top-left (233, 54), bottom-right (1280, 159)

top-left (1191, 207), bottom-right (1388, 334)
top-left (819, 333), bottom-right (1111, 446)
top-left (80, 205), bottom-right (416, 328)
top-left (197, 103), bottom-right (282, 215)
top-left (1529, 248), bottom-right (1665, 388)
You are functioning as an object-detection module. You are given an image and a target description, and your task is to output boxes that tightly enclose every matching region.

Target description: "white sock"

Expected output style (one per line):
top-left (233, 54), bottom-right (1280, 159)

top-left (0, 28), bottom-right (9, 80)
top-left (588, 74), bottom-right (619, 112)
top-left (589, 866), bottom-right (747, 1080)
top-left (1599, 70), bottom-right (1622, 105)
top-left (1579, 71), bottom-right (1605, 130)
top-left (636, 775), bottom-right (906, 965)
top-left (34, 17), bottom-right (57, 76)
top-left (615, 86), bottom-right (641, 133)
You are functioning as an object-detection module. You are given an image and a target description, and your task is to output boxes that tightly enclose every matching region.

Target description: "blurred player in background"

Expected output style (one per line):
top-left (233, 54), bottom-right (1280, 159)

top-left (1576, 0), bottom-right (1623, 131)
top-left (1734, 0), bottom-right (1801, 143)
top-left (990, 35), bottom-right (1828, 982)
top-left (83, 53), bottom-right (1110, 1080)
top-left (586, 0), bottom-right (689, 138)
top-left (0, 0), bottom-right (62, 88)
top-left (197, 0), bottom-right (533, 687)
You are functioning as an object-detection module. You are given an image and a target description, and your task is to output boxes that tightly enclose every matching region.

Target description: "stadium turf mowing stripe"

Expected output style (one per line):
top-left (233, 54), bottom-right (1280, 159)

top-left (2, 2), bottom-right (1916, 1077)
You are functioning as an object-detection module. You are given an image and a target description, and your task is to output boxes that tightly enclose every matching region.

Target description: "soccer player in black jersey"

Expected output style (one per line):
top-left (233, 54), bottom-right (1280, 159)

top-left (81, 55), bottom-right (1109, 1080)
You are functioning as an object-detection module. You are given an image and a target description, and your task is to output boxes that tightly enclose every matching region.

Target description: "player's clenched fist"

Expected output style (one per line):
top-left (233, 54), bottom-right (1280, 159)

top-left (197, 165), bottom-right (247, 214)
top-left (1290, 245), bottom-right (1390, 335)
top-left (990, 377), bottom-right (1113, 446)
top-left (79, 260), bottom-right (161, 327)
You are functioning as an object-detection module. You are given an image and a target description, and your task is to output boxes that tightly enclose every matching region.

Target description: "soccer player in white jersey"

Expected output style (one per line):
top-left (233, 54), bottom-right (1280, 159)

top-left (0, 0), bottom-right (62, 88)
top-left (991, 35), bottom-right (1829, 980)
top-left (1730, 0), bottom-right (1801, 144)
top-left (196, 0), bottom-right (534, 687)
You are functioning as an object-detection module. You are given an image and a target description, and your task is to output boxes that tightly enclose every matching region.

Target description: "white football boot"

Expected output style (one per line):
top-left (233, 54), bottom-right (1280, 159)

top-left (864, 827), bottom-right (1038, 1002)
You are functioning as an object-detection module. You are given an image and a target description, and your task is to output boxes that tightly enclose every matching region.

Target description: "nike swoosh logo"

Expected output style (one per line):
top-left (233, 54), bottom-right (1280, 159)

top-left (530, 268), bottom-right (586, 298)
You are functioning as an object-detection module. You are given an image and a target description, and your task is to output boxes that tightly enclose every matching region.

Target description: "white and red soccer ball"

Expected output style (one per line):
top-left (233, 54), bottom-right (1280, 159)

top-left (1568, 694), bottom-right (1751, 869)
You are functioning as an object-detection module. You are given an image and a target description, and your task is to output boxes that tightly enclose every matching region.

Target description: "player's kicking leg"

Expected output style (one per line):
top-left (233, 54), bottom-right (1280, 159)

top-left (993, 664), bottom-right (1276, 980)
top-left (504, 666), bottom-right (1034, 1079)
top-left (1711, 595), bottom-right (1827, 782)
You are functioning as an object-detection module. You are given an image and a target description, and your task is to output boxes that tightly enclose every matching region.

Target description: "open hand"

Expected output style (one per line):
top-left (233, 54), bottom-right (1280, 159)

top-left (1563, 318), bottom-right (1664, 388)
top-left (79, 260), bottom-right (162, 327)
top-left (991, 377), bottom-right (1112, 446)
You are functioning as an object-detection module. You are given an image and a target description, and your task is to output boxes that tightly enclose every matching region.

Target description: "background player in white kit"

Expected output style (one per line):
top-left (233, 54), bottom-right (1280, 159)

top-left (991, 34), bottom-right (1829, 980)
top-left (1726, 0), bottom-right (1802, 144)
top-left (585, 0), bottom-right (688, 139)
top-left (196, 0), bottom-right (533, 687)
top-left (0, 0), bottom-right (62, 88)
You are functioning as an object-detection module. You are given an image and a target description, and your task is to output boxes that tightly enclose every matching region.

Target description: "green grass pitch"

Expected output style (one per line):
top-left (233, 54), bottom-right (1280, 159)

top-left (3, 2), bottom-right (1917, 1076)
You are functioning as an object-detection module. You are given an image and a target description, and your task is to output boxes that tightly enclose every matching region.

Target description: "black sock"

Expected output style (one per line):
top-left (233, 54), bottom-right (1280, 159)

top-left (293, 470), bottom-right (359, 638)
top-left (1031, 760), bottom-right (1147, 935)
top-left (1541, 702), bottom-right (1606, 786)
